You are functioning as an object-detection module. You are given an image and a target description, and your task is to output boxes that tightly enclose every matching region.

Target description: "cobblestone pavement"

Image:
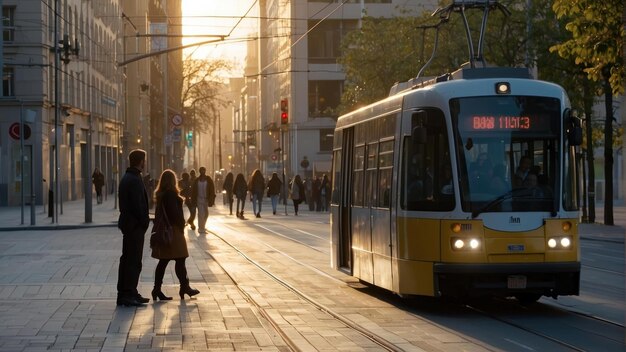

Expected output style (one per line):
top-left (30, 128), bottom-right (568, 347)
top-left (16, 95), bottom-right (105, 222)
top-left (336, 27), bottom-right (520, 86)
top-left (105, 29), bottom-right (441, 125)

top-left (0, 196), bottom-right (623, 351)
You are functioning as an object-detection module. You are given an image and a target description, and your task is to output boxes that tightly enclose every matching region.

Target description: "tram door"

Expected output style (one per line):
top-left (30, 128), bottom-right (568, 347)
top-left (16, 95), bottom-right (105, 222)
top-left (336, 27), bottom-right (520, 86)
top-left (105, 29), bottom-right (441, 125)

top-left (337, 128), bottom-right (354, 272)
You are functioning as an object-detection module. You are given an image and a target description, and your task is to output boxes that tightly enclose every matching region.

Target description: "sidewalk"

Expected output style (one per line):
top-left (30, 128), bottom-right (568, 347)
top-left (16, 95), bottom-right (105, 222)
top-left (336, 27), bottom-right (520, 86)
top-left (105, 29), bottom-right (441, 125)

top-left (0, 196), bottom-right (623, 242)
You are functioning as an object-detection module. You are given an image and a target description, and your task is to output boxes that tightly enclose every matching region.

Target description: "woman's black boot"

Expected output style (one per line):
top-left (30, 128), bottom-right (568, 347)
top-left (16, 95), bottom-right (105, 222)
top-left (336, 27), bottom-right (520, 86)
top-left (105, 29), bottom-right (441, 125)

top-left (151, 286), bottom-right (173, 301)
top-left (179, 279), bottom-right (200, 299)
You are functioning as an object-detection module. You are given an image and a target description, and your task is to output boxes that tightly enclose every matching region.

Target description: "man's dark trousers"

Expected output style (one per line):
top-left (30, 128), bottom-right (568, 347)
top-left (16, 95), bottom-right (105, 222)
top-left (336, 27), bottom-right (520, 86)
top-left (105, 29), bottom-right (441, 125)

top-left (117, 228), bottom-right (145, 299)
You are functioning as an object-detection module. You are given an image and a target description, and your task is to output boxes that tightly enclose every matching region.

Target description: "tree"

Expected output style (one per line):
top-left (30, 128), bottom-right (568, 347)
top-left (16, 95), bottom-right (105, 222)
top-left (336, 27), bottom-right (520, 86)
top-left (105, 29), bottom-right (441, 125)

top-left (551, 0), bottom-right (625, 225)
top-left (181, 53), bottom-right (232, 169)
top-left (338, 1), bottom-right (543, 112)
top-left (527, 0), bottom-right (603, 222)
top-left (338, 14), bottom-right (424, 113)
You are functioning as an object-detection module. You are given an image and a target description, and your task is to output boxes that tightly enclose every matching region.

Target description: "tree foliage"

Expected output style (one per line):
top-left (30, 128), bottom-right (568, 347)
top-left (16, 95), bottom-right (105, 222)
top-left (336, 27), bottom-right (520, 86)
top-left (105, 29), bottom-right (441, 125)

top-left (181, 53), bottom-right (232, 133)
top-left (550, 0), bottom-right (624, 96)
top-left (338, 14), bottom-right (424, 113)
top-left (550, 0), bottom-right (623, 225)
top-left (338, 1), bottom-right (549, 113)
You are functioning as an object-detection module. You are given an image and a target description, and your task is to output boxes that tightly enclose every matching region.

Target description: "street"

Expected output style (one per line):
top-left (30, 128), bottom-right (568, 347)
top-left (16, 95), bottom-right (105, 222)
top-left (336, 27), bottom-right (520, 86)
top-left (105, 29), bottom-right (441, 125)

top-left (0, 198), bottom-right (623, 351)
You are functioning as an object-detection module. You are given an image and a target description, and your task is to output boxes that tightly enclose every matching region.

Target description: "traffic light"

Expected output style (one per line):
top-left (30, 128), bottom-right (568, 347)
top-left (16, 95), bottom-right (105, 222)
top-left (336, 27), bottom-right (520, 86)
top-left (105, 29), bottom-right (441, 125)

top-left (187, 131), bottom-right (193, 147)
top-left (280, 99), bottom-right (288, 125)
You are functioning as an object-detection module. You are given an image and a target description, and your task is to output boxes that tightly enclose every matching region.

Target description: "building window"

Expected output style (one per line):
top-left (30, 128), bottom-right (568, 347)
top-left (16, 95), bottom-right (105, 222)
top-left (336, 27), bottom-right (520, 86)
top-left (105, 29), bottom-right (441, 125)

top-left (320, 129), bottom-right (334, 152)
top-left (308, 20), bottom-right (357, 64)
top-left (3, 67), bottom-right (14, 97)
top-left (3, 7), bottom-right (15, 42)
top-left (309, 80), bottom-right (342, 118)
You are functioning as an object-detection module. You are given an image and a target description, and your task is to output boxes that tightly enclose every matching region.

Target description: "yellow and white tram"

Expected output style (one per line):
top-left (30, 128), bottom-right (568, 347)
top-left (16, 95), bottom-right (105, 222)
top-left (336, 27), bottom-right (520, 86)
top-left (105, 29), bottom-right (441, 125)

top-left (330, 66), bottom-right (582, 303)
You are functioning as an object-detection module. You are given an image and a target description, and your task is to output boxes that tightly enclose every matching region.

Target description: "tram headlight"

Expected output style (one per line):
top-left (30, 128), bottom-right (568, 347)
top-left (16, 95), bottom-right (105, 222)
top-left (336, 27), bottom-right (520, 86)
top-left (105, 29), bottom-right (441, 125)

top-left (452, 238), bottom-right (481, 251)
top-left (495, 82), bottom-right (511, 94)
top-left (548, 238), bottom-right (557, 248)
top-left (548, 236), bottom-right (572, 249)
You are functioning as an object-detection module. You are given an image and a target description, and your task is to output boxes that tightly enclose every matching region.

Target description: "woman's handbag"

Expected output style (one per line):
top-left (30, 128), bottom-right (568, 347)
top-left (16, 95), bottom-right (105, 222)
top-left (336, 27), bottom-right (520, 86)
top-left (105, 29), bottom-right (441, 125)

top-left (150, 203), bottom-right (173, 248)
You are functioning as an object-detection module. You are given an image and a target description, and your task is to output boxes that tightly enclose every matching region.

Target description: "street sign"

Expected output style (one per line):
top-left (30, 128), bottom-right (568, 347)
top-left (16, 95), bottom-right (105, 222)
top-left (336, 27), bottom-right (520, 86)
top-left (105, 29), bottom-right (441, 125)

top-left (172, 127), bottom-right (181, 142)
top-left (9, 123), bottom-right (31, 140)
top-left (165, 134), bottom-right (172, 146)
top-left (171, 114), bottom-right (182, 126)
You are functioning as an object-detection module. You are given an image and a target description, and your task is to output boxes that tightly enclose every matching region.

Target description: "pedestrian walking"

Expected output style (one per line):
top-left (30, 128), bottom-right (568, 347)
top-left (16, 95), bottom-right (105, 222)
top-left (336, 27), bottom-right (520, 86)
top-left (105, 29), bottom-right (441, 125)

top-left (267, 172), bottom-right (282, 215)
top-left (290, 174), bottom-right (305, 215)
top-left (92, 167), bottom-right (105, 204)
top-left (223, 172), bottom-right (234, 215)
top-left (233, 173), bottom-right (247, 219)
top-left (178, 172), bottom-right (195, 230)
top-left (312, 176), bottom-right (321, 211)
top-left (187, 169), bottom-right (197, 228)
top-left (150, 169), bottom-right (200, 301)
top-left (305, 178), bottom-right (314, 211)
top-left (116, 149), bottom-right (150, 306)
top-left (191, 167), bottom-right (216, 234)
top-left (248, 169), bottom-right (265, 218)
top-left (320, 174), bottom-right (330, 212)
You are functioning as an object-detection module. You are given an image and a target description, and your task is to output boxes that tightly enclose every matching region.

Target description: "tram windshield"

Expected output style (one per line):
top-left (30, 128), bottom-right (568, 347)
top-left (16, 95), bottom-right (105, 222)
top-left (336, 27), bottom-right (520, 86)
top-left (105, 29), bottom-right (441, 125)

top-left (450, 96), bottom-right (561, 215)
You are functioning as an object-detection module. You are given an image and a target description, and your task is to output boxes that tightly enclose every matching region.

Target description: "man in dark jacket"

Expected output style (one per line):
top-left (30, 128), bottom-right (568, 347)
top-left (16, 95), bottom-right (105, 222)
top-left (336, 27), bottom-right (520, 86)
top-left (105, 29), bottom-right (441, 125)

top-left (117, 149), bottom-right (150, 306)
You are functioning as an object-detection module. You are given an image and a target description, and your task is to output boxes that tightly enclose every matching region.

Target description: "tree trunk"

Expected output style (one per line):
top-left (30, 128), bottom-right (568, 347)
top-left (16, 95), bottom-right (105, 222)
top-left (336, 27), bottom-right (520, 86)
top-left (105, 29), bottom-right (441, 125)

top-left (602, 72), bottom-right (614, 225)
top-left (583, 78), bottom-right (595, 223)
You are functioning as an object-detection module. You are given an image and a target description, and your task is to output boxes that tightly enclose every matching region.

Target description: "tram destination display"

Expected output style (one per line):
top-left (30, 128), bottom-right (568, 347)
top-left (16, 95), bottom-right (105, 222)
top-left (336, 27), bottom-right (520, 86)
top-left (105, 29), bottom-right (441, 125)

top-left (453, 96), bottom-right (559, 134)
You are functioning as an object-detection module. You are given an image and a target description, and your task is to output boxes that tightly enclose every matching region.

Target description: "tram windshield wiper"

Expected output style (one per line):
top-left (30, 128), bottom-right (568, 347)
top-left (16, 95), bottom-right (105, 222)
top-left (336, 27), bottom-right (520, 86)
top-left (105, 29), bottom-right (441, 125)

top-left (471, 187), bottom-right (532, 218)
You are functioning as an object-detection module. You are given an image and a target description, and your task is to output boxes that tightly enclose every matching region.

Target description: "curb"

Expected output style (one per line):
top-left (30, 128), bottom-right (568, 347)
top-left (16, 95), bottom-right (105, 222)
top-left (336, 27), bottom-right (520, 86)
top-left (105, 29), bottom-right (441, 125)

top-left (0, 223), bottom-right (118, 232)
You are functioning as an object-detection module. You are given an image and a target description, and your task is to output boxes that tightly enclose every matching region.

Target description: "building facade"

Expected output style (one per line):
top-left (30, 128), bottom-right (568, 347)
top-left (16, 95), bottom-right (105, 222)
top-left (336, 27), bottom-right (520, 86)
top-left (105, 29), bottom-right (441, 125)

top-left (0, 0), bottom-right (123, 209)
top-left (243, 0), bottom-right (436, 181)
top-left (0, 0), bottom-right (183, 209)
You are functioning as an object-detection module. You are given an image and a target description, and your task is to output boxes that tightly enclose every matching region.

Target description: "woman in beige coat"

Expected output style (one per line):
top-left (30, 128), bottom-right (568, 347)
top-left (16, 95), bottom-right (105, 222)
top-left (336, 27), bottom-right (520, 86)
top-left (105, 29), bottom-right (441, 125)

top-left (151, 169), bottom-right (200, 300)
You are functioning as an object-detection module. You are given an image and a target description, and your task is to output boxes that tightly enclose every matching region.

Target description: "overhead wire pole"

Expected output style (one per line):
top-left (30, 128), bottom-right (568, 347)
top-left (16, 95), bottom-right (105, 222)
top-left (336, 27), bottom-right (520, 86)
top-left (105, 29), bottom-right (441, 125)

top-left (53, 0), bottom-right (61, 224)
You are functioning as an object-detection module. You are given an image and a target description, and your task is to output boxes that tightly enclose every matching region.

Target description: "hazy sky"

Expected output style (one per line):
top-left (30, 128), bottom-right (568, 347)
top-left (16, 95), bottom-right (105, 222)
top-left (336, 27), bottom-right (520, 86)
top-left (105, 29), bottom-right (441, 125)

top-left (182, 0), bottom-right (257, 72)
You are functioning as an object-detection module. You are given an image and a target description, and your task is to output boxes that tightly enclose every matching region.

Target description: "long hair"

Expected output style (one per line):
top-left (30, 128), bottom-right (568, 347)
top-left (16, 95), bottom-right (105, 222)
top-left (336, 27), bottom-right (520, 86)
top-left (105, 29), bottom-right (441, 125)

top-left (294, 174), bottom-right (303, 186)
top-left (154, 169), bottom-right (181, 204)
top-left (248, 169), bottom-right (262, 189)
top-left (223, 172), bottom-right (234, 190)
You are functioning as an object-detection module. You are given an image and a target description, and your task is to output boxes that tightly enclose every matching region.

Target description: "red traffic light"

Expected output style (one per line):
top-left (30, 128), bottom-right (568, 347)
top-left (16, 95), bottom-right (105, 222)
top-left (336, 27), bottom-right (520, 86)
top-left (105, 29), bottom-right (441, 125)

top-left (281, 111), bottom-right (288, 125)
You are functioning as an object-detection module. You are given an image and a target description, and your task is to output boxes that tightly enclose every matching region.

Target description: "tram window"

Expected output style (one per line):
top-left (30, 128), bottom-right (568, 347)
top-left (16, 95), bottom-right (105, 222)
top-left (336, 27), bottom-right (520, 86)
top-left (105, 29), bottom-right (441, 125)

top-left (378, 168), bottom-right (392, 208)
top-left (365, 143), bottom-right (378, 207)
top-left (401, 108), bottom-right (454, 211)
top-left (377, 140), bottom-right (394, 208)
top-left (353, 146), bottom-right (365, 206)
top-left (380, 114), bottom-right (396, 139)
top-left (452, 96), bottom-right (561, 213)
top-left (331, 150), bottom-right (341, 205)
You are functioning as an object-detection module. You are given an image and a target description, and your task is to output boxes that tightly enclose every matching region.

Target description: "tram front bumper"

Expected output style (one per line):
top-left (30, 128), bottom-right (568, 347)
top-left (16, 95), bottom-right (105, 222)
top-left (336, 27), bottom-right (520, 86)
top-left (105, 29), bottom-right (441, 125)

top-left (433, 262), bottom-right (580, 298)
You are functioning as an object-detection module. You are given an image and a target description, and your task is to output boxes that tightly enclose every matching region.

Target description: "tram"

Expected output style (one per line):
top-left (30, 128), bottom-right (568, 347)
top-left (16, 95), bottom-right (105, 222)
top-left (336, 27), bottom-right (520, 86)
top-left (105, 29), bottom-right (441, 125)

top-left (330, 1), bottom-right (582, 303)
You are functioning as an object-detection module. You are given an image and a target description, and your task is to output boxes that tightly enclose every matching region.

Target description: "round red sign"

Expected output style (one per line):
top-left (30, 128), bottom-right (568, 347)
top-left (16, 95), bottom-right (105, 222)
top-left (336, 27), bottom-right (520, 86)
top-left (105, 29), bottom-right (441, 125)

top-left (9, 123), bottom-right (31, 140)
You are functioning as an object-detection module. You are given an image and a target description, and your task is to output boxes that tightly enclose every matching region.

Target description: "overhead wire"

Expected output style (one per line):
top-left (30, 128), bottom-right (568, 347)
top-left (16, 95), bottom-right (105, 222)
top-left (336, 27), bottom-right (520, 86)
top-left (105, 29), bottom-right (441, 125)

top-left (260, 0), bottom-right (351, 74)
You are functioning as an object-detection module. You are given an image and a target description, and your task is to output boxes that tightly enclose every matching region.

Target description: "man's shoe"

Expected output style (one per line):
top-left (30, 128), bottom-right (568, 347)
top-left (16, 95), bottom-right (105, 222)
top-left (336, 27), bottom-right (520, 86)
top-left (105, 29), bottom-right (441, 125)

top-left (116, 297), bottom-right (145, 307)
top-left (135, 294), bottom-right (150, 303)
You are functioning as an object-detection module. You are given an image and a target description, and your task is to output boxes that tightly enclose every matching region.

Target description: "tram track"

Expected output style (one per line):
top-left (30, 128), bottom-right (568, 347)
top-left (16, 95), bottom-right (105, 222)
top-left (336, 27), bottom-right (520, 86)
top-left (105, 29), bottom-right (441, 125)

top-left (201, 214), bottom-right (624, 351)
top-left (463, 303), bottom-right (586, 351)
top-left (203, 227), bottom-right (404, 352)
top-left (461, 298), bottom-right (625, 351)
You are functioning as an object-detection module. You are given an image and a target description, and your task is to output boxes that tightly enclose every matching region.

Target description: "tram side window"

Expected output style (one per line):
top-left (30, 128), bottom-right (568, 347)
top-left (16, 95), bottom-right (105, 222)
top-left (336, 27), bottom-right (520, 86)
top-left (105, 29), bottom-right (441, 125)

top-left (401, 109), bottom-right (454, 211)
top-left (352, 145), bottom-right (365, 207)
top-left (378, 140), bottom-right (393, 208)
top-left (365, 143), bottom-right (378, 207)
top-left (331, 150), bottom-right (341, 205)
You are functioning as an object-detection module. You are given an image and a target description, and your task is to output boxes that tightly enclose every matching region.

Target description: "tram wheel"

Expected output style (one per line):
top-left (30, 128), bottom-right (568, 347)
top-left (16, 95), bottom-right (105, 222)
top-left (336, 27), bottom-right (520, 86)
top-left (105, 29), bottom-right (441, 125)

top-left (515, 293), bottom-right (541, 305)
